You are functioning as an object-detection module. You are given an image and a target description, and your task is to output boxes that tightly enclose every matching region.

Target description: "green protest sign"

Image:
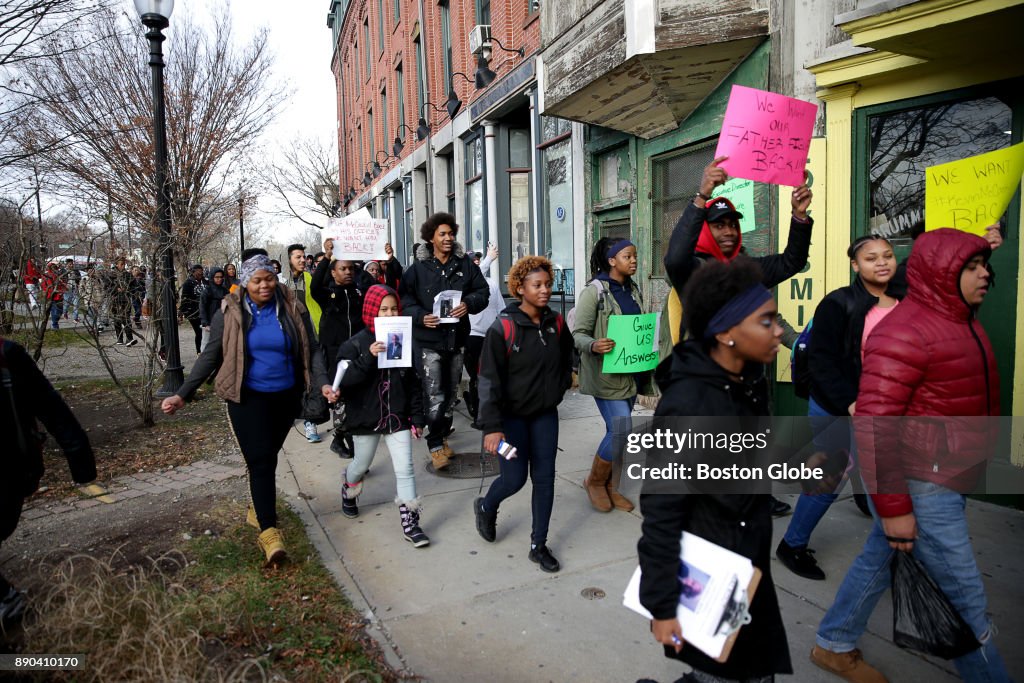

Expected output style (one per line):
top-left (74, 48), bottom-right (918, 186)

top-left (602, 313), bottom-right (661, 374)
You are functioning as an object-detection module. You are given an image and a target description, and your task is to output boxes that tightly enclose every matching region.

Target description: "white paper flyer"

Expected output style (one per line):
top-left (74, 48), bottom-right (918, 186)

top-left (375, 316), bottom-right (413, 368)
top-left (432, 290), bottom-right (462, 324)
top-left (622, 531), bottom-right (758, 661)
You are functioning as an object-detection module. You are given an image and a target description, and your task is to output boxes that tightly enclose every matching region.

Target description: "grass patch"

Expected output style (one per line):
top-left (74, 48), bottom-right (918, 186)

top-left (16, 503), bottom-right (395, 682)
top-left (184, 504), bottom-right (393, 682)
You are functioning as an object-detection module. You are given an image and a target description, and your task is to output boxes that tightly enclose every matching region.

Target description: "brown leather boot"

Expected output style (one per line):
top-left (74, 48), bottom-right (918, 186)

top-left (584, 455), bottom-right (613, 512)
top-left (607, 457), bottom-right (634, 512)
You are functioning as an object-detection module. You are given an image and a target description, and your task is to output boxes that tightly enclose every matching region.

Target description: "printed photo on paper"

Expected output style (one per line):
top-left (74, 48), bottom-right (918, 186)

top-left (432, 290), bottom-right (463, 324)
top-left (376, 316), bottom-right (413, 368)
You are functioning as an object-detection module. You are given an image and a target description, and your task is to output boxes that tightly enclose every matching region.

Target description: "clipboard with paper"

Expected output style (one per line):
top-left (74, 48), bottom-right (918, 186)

top-left (623, 531), bottom-right (762, 662)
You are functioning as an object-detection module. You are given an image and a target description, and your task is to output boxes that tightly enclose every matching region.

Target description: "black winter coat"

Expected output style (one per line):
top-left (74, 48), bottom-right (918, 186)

top-left (0, 339), bottom-right (96, 501)
top-left (336, 329), bottom-right (425, 434)
top-left (476, 303), bottom-right (573, 433)
top-left (310, 257), bottom-right (365, 366)
top-left (398, 243), bottom-right (490, 352)
top-left (638, 340), bottom-right (791, 679)
top-left (807, 277), bottom-right (902, 417)
top-left (180, 277), bottom-right (206, 320)
top-left (200, 277), bottom-right (230, 327)
top-left (664, 202), bottom-right (811, 337)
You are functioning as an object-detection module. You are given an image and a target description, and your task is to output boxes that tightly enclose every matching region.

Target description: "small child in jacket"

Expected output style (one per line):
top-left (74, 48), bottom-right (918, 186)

top-left (337, 285), bottom-right (429, 547)
top-left (473, 256), bottom-right (574, 572)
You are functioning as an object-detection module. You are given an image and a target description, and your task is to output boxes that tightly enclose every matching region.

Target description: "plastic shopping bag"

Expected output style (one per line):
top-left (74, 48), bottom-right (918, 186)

top-left (891, 551), bottom-right (981, 659)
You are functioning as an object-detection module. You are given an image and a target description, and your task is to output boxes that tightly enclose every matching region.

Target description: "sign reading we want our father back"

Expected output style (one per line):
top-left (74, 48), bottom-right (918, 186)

top-left (714, 85), bottom-right (817, 188)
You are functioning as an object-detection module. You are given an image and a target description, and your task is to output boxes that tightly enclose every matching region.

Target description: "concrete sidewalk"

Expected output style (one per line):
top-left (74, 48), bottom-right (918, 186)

top-left (276, 390), bottom-right (1024, 683)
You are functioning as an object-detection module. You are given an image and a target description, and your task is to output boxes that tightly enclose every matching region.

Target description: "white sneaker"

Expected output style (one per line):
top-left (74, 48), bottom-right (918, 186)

top-left (125, 338), bottom-right (139, 347)
top-left (304, 421), bottom-right (321, 443)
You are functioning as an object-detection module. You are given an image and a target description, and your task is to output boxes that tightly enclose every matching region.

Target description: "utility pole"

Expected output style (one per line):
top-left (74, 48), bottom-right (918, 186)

top-left (33, 166), bottom-right (44, 261)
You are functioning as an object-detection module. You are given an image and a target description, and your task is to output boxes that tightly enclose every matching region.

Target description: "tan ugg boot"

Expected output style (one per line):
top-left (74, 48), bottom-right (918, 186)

top-left (257, 527), bottom-right (286, 567)
top-left (607, 457), bottom-right (635, 511)
top-left (584, 455), bottom-right (613, 512)
top-left (430, 446), bottom-right (450, 470)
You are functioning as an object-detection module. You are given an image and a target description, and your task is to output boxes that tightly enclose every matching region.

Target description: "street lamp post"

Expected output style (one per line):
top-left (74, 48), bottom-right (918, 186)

top-left (238, 188), bottom-right (245, 256)
top-left (135, 0), bottom-right (183, 396)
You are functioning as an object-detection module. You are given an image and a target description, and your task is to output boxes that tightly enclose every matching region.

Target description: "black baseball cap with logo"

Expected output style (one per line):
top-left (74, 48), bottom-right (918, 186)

top-left (705, 197), bottom-right (744, 224)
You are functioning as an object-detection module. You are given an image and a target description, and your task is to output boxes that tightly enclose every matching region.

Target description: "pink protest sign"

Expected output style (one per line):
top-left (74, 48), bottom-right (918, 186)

top-left (714, 85), bottom-right (817, 187)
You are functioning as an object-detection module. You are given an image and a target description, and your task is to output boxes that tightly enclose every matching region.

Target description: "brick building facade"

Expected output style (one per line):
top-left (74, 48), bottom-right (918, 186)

top-left (328, 0), bottom-right (581, 300)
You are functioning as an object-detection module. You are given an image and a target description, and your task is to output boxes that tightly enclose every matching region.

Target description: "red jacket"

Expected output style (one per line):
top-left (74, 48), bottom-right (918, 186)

top-left (856, 229), bottom-right (998, 518)
top-left (23, 260), bottom-right (41, 285)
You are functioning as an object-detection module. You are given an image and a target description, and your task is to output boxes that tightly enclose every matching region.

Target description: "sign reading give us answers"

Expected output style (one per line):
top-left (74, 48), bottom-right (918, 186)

top-left (714, 85), bottom-right (817, 187)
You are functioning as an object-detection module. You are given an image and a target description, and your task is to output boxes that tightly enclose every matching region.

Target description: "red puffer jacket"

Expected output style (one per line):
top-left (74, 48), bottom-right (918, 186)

top-left (856, 229), bottom-right (999, 518)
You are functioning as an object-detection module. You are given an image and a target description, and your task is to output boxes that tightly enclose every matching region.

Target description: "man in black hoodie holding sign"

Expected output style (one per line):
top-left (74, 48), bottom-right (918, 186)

top-left (399, 213), bottom-right (489, 470)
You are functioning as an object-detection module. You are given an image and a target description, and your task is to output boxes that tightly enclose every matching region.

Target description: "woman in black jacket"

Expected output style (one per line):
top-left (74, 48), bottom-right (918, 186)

top-left (473, 256), bottom-right (573, 573)
top-left (638, 258), bottom-right (792, 682)
top-left (200, 267), bottom-right (230, 352)
top-left (775, 235), bottom-right (899, 581)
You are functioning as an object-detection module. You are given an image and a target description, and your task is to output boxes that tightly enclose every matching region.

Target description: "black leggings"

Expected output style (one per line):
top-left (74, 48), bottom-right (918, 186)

top-left (187, 318), bottom-right (202, 354)
top-left (227, 388), bottom-right (300, 531)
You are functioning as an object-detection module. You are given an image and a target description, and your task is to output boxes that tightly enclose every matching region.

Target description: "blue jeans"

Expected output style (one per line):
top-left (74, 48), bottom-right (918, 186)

top-left (783, 396), bottom-right (848, 548)
top-left (817, 481), bottom-right (1011, 682)
top-left (482, 409), bottom-right (558, 546)
top-left (593, 395), bottom-right (636, 462)
top-left (49, 301), bottom-right (63, 328)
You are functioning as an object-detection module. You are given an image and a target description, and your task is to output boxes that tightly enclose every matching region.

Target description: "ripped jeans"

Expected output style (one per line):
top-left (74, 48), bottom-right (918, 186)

top-left (419, 348), bottom-right (464, 450)
top-left (817, 480), bottom-right (1011, 682)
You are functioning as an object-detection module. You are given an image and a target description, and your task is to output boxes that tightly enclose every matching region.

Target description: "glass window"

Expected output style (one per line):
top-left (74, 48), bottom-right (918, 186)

top-left (598, 146), bottom-right (630, 200)
top-left (465, 134), bottom-right (485, 252)
top-left (377, 0), bottom-right (385, 51)
top-left (651, 142), bottom-right (717, 277)
top-left (364, 20), bottom-right (371, 79)
top-left (414, 37), bottom-right (425, 117)
top-left (509, 129), bottom-right (530, 168)
top-left (445, 154), bottom-right (456, 214)
top-left (381, 88), bottom-right (389, 154)
top-left (541, 137), bottom-right (574, 292)
top-left (510, 173), bottom-right (531, 260)
top-left (440, 1), bottom-right (452, 94)
top-left (541, 116), bottom-right (571, 141)
top-left (475, 0), bottom-right (490, 25)
top-left (394, 0), bottom-right (400, 24)
top-left (403, 175), bottom-right (415, 251)
top-left (367, 108), bottom-right (375, 162)
top-left (528, 0), bottom-right (540, 12)
top-left (867, 96), bottom-right (1012, 242)
top-left (395, 64), bottom-right (406, 135)
top-left (358, 124), bottom-right (364, 172)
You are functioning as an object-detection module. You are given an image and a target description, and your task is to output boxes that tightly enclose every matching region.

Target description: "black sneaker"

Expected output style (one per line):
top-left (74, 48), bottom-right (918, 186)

top-left (330, 434), bottom-right (354, 458)
top-left (775, 539), bottom-right (825, 580)
top-left (529, 545), bottom-right (561, 573)
top-left (463, 391), bottom-right (477, 419)
top-left (342, 496), bottom-right (359, 518)
top-left (769, 495), bottom-right (792, 517)
top-left (474, 497), bottom-right (496, 542)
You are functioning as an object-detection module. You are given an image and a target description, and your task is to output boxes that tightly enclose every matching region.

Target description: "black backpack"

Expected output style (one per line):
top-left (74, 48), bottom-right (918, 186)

top-left (790, 318), bottom-right (813, 399)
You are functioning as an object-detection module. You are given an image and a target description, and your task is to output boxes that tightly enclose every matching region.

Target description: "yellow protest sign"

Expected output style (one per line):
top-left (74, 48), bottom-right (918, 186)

top-left (925, 142), bottom-right (1024, 235)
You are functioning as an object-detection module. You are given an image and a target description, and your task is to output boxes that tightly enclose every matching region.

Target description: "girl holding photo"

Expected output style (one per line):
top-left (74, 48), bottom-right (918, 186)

top-left (337, 285), bottom-right (430, 547)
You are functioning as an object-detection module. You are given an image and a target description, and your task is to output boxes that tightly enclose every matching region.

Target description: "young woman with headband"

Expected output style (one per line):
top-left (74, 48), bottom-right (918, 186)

top-left (572, 237), bottom-right (655, 513)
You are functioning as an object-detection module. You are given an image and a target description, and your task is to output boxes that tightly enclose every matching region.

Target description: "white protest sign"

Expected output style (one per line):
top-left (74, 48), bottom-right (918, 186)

top-left (325, 208), bottom-right (389, 260)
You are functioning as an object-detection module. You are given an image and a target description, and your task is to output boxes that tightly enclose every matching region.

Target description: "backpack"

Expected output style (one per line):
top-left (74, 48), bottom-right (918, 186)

top-left (790, 318), bottom-right (813, 399)
top-left (499, 313), bottom-right (565, 356)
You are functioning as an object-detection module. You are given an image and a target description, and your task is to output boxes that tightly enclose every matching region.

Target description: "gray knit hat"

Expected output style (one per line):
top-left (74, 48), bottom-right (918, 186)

top-left (238, 254), bottom-right (275, 288)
